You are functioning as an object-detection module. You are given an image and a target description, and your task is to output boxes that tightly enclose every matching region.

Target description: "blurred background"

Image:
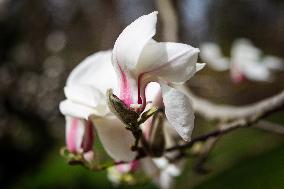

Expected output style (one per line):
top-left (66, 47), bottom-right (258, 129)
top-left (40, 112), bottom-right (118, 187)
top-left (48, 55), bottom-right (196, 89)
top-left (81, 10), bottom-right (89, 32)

top-left (0, 0), bottom-right (284, 188)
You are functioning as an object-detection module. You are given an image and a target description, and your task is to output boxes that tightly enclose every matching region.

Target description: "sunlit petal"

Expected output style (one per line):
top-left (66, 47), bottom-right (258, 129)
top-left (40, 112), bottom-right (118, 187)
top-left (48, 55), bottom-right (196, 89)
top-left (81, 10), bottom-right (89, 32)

top-left (161, 84), bottom-right (195, 141)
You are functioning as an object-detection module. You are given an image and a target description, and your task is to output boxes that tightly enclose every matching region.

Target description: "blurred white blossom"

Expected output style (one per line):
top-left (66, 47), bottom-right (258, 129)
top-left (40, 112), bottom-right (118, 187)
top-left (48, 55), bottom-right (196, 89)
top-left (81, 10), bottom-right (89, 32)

top-left (200, 38), bottom-right (283, 83)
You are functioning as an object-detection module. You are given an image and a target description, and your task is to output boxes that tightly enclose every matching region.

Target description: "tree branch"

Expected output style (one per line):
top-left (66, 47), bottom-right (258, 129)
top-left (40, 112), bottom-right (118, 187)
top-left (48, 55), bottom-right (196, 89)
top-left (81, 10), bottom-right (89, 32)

top-left (165, 91), bottom-right (284, 152)
top-left (254, 120), bottom-right (284, 135)
top-left (186, 89), bottom-right (284, 121)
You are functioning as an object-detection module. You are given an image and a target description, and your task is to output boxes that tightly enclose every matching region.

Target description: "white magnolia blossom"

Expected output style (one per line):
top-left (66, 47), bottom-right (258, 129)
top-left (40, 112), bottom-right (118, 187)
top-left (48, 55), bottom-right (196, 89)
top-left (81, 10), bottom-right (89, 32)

top-left (112, 11), bottom-right (205, 141)
top-left (200, 39), bottom-right (283, 83)
top-left (59, 51), bottom-right (137, 161)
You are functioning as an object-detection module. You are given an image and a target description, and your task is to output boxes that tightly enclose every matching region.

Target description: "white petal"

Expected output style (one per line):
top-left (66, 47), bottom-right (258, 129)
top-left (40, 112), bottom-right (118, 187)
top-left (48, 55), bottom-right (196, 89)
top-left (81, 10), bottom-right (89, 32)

top-left (139, 41), bottom-right (200, 83)
top-left (159, 171), bottom-right (174, 189)
top-left (153, 157), bottom-right (180, 189)
top-left (231, 39), bottom-right (261, 63)
top-left (165, 164), bottom-right (181, 176)
top-left (112, 12), bottom-right (157, 72)
top-left (67, 50), bottom-right (117, 94)
top-left (92, 117), bottom-right (136, 161)
top-left (161, 84), bottom-right (195, 141)
top-left (200, 42), bottom-right (229, 71)
top-left (145, 82), bottom-right (161, 103)
top-left (153, 158), bottom-right (168, 169)
top-left (111, 12), bottom-right (158, 106)
top-left (59, 100), bottom-right (94, 119)
top-left (196, 63), bottom-right (206, 72)
top-left (262, 55), bottom-right (283, 70)
top-left (64, 85), bottom-right (104, 108)
top-left (243, 63), bottom-right (272, 82)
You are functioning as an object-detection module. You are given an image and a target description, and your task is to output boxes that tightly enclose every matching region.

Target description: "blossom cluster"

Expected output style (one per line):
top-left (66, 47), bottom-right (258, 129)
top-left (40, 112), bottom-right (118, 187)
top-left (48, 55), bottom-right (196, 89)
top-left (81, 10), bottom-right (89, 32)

top-left (59, 12), bottom-right (204, 189)
top-left (58, 10), bottom-right (284, 188)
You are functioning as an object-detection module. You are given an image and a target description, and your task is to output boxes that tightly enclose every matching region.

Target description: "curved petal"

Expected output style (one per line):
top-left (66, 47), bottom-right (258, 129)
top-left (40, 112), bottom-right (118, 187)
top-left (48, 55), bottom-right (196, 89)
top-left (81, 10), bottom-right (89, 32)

top-left (145, 82), bottom-right (161, 104)
top-left (92, 117), bottom-right (137, 161)
top-left (67, 50), bottom-right (117, 94)
top-left (64, 85), bottom-right (104, 108)
top-left (196, 63), bottom-right (206, 72)
top-left (200, 42), bottom-right (229, 71)
top-left (231, 39), bottom-right (261, 63)
top-left (112, 11), bottom-right (157, 72)
top-left (262, 55), bottom-right (283, 70)
top-left (161, 84), bottom-right (194, 141)
top-left (60, 100), bottom-right (94, 119)
top-left (243, 63), bottom-right (272, 82)
top-left (139, 41), bottom-right (201, 83)
top-left (65, 116), bottom-right (85, 153)
top-left (112, 12), bottom-right (158, 106)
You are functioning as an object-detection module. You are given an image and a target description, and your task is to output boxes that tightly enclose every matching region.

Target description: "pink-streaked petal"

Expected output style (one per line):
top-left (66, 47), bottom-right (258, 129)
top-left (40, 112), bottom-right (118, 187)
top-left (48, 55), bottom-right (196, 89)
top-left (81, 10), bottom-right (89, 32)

top-left (117, 66), bottom-right (135, 107)
top-left (112, 12), bottom-right (158, 106)
top-left (65, 116), bottom-right (85, 153)
top-left (161, 84), bottom-right (194, 141)
top-left (92, 117), bottom-right (137, 161)
top-left (81, 120), bottom-right (94, 152)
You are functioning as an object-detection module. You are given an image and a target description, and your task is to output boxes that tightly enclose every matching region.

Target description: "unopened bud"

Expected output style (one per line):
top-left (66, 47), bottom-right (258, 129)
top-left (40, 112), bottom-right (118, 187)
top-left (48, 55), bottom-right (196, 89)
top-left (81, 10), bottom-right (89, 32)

top-left (148, 112), bottom-right (165, 157)
top-left (107, 89), bottom-right (139, 128)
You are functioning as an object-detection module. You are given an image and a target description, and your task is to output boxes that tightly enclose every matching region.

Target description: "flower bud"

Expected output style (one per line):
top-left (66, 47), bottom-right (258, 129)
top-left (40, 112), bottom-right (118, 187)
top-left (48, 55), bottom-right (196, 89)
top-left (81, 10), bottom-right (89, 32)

top-left (148, 112), bottom-right (165, 157)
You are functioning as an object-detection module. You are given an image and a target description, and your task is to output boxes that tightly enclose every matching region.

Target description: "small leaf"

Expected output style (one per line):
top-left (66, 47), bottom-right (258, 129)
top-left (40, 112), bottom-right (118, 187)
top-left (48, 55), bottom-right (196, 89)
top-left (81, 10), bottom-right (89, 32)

top-left (138, 106), bottom-right (159, 124)
top-left (106, 89), bottom-right (139, 128)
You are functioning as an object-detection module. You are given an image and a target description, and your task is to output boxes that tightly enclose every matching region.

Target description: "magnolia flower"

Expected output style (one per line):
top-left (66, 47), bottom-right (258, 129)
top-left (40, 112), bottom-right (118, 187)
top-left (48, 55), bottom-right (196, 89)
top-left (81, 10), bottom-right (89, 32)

top-left (59, 50), bottom-right (137, 161)
top-left (200, 39), bottom-right (283, 83)
top-left (112, 11), bottom-right (205, 141)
